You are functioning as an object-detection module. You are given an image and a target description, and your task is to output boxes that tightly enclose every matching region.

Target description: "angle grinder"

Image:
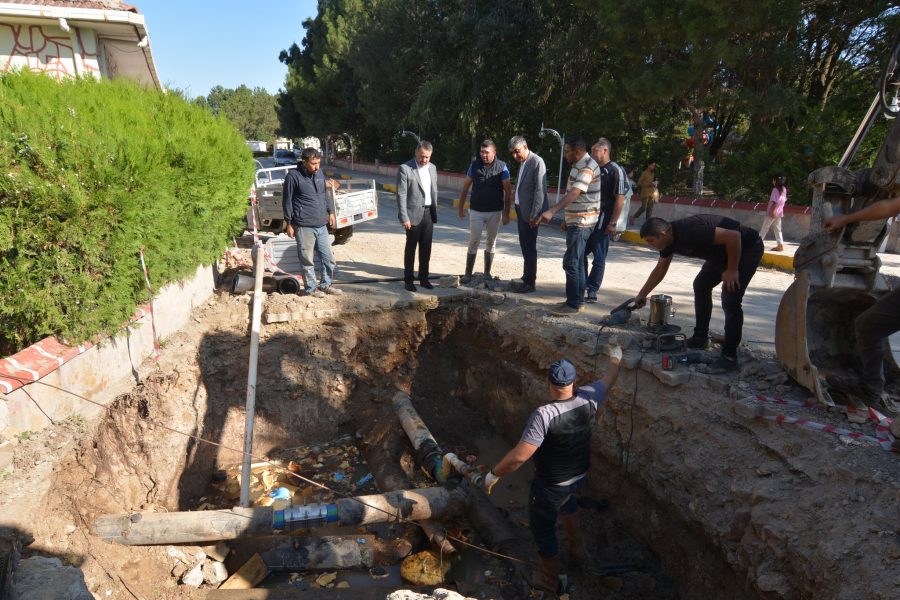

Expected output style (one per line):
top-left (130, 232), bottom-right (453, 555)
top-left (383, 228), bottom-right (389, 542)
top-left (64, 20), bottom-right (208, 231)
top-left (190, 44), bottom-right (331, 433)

top-left (603, 298), bottom-right (638, 326)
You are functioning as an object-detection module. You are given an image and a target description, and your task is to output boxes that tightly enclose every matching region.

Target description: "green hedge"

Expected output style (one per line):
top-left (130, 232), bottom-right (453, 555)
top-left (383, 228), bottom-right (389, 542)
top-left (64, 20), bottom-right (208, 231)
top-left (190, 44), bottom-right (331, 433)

top-left (0, 71), bottom-right (254, 355)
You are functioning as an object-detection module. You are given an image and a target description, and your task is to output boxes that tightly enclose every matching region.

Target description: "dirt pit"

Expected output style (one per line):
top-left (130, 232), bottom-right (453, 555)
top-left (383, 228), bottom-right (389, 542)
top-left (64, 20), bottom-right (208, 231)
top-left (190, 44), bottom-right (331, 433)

top-left (3, 290), bottom-right (900, 599)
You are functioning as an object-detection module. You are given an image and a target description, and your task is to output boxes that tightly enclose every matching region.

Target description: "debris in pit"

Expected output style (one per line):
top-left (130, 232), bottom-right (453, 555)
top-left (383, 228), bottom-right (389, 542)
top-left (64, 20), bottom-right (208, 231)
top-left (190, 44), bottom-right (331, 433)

top-left (315, 571), bottom-right (338, 587)
top-left (205, 435), bottom-right (377, 510)
top-left (400, 550), bottom-right (452, 586)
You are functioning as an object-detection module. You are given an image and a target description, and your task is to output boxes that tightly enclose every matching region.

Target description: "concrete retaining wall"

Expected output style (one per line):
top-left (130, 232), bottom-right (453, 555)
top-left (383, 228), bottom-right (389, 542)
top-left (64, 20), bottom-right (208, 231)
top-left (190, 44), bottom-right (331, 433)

top-left (0, 264), bottom-right (216, 434)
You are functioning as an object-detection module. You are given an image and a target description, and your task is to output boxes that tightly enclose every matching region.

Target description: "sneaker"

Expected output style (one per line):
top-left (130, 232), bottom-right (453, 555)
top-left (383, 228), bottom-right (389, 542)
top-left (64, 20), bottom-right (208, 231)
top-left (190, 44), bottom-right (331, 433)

top-left (308, 289), bottom-right (326, 298)
top-left (686, 335), bottom-right (710, 350)
top-left (320, 285), bottom-right (343, 295)
top-left (550, 303), bottom-right (582, 316)
top-left (585, 291), bottom-right (598, 303)
top-left (705, 355), bottom-right (738, 374)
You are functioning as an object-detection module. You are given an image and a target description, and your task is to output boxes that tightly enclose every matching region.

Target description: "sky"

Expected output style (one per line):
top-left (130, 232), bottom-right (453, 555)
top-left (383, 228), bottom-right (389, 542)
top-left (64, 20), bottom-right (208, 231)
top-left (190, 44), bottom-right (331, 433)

top-left (138, 0), bottom-right (318, 98)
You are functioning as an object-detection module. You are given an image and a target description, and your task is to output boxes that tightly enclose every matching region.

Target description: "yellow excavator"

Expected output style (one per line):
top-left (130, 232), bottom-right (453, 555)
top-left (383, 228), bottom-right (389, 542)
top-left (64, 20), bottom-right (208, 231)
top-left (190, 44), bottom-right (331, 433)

top-left (776, 32), bottom-right (900, 409)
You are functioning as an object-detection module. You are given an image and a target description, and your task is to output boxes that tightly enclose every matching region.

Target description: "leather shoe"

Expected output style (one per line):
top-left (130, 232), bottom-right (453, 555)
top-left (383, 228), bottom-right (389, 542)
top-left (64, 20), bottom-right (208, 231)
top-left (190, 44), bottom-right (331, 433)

top-left (404, 282), bottom-right (417, 292)
top-left (419, 279), bottom-right (434, 290)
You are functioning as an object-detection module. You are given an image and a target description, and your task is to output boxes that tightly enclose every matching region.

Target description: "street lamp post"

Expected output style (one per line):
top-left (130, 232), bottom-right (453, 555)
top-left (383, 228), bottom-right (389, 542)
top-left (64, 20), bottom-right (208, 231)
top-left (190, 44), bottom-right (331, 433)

top-left (539, 124), bottom-right (564, 206)
top-left (400, 130), bottom-right (420, 145)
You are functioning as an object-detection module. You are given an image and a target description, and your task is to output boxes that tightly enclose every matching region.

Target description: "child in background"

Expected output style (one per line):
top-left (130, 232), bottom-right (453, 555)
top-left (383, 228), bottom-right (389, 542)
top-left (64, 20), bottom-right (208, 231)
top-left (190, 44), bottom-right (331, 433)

top-left (760, 173), bottom-right (787, 251)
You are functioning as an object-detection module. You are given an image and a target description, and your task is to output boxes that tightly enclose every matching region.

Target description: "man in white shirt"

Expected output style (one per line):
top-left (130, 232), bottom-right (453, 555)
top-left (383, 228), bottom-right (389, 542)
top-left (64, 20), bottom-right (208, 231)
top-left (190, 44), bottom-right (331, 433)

top-left (396, 141), bottom-right (439, 292)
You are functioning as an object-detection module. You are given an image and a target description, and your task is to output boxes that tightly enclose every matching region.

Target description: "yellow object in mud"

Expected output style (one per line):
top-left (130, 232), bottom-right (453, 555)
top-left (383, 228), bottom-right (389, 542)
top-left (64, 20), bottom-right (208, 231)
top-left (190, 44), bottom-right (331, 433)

top-left (400, 550), bottom-right (451, 585)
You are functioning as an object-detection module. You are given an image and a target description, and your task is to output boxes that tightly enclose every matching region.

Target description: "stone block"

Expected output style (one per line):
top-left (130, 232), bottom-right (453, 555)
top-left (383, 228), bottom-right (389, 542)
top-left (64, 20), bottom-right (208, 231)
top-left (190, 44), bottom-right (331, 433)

top-left (439, 275), bottom-right (460, 288)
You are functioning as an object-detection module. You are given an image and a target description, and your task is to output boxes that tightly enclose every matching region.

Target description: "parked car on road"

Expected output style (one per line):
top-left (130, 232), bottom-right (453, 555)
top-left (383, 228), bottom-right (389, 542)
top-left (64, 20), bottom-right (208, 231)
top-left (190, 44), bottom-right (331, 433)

top-left (273, 149), bottom-right (297, 167)
top-left (248, 165), bottom-right (378, 246)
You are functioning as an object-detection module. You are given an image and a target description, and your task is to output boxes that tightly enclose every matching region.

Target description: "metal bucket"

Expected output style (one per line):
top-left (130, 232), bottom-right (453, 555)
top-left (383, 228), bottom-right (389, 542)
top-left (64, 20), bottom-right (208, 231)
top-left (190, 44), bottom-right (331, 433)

top-left (648, 294), bottom-right (673, 327)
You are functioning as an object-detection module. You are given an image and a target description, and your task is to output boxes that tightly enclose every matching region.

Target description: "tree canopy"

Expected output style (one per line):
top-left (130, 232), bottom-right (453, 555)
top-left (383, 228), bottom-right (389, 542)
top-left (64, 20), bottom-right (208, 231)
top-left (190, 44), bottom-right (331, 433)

top-left (280, 0), bottom-right (899, 201)
top-left (196, 85), bottom-right (280, 142)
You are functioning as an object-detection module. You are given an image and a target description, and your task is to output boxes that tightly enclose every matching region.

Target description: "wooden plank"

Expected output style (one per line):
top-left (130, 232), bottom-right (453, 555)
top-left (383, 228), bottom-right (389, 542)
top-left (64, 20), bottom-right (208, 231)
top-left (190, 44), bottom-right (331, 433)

top-left (218, 553), bottom-right (269, 590)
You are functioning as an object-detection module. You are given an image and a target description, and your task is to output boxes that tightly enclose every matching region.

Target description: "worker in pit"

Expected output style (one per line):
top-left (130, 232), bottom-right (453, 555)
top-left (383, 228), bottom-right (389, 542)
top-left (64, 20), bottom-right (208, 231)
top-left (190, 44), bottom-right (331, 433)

top-left (482, 350), bottom-right (622, 598)
top-left (824, 196), bottom-right (900, 420)
top-left (633, 215), bottom-right (764, 374)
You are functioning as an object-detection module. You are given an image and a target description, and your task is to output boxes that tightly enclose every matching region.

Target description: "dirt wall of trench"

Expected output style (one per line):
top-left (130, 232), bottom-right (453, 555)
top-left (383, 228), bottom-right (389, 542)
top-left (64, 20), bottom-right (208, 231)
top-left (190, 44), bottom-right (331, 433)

top-left (14, 293), bottom-right (900, 600)
top-left (432, 301), bottom-right (900, 600)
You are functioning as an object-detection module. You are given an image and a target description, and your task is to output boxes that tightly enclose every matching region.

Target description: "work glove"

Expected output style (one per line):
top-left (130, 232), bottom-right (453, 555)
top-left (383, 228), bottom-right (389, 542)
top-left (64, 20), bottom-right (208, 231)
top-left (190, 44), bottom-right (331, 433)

top-left (609, 345), bottom-right (623, 362)
top-left (483, 471), bottom-right (499, 495)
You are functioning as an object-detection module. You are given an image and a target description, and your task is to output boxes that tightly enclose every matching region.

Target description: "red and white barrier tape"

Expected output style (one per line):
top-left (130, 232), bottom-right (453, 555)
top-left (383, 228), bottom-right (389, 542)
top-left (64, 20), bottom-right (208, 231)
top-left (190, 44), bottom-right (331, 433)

top-left (747, 395), bottom-right (896, 452)
top-left (138, 247), bottom-right (160, 363)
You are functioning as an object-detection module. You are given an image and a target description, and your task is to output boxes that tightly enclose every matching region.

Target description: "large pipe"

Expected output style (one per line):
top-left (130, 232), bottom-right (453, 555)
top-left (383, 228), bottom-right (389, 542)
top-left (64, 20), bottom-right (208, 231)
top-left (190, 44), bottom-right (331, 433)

top-left (392, 392), bottom-right (534, 594)
top-left (91, 486), bottom-right (468, 545)
top-left (393, 391), bottom-right (444, 482)
top-left (261, 535), bottom-right (413, 571)
top-left (240, 246), bottom-right (265, 507)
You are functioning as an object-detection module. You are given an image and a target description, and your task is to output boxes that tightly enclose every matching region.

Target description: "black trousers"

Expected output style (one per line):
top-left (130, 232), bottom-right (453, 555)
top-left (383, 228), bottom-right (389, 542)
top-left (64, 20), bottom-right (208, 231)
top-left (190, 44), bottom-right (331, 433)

top-left (856, 286), bottom-right (900, 397)
top-left (404, 211), bottom-right (434, 283)
top-left (692, 238), bottom-right (764, 358)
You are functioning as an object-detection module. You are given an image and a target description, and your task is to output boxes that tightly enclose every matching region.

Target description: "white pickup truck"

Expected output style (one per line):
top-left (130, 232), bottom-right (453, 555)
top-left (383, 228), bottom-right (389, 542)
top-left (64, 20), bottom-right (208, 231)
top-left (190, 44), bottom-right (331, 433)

top-left (248, 166), bottom-right (378, 245)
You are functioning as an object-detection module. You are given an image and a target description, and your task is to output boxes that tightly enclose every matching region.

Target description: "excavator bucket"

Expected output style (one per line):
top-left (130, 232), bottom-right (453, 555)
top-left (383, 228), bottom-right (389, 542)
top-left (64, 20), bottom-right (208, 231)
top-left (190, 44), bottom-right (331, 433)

top-left (776, 274), bottom-right (897, 407)
top-left (778, 32), bottom-right (900, 410)
top-left (775, 274), bottom-right (831, 406)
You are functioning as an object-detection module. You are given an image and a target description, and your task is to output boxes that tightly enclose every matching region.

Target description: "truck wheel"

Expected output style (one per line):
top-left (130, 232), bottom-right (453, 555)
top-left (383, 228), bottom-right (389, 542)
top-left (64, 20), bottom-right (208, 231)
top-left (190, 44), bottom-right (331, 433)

top-left (332, 226), bottom-right (353, 245)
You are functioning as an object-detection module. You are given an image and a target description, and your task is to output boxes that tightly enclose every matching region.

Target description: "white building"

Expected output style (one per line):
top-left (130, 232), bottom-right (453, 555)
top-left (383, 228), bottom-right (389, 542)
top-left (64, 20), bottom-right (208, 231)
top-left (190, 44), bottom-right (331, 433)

top-left (0, 0), bottom-right (160, 89)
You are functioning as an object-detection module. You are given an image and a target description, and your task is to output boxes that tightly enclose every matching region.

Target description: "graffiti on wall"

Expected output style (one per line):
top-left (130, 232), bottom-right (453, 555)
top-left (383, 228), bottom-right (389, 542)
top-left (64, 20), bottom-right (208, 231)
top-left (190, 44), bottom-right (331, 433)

top-left (0, 23), bottom-right (101, 80)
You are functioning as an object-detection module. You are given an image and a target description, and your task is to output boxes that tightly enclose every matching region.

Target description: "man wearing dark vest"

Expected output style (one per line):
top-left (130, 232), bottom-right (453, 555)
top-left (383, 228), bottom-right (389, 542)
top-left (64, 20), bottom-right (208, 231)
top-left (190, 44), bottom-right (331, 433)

top-left (483, 350), bottom-right (622, 598)
top-left (457, 139), bottom-right (512, 282)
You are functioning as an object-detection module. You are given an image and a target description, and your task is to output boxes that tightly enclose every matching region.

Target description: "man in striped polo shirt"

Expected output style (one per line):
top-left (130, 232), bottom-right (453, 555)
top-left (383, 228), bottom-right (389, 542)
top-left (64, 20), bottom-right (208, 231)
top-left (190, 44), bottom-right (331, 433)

top-left (483, 350), bottom-right (623, 597)
top-left (536, 136), bottom-right (602, 315)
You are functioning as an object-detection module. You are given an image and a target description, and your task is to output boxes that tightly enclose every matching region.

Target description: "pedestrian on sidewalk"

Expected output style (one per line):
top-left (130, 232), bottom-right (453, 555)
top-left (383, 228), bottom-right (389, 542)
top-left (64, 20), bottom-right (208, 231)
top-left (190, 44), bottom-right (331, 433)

top-left (583, 139), bottom-right (627, 303)
top-left (396, 141), bottom-right (438, 292)
top-left (824, 195), bottom-right (900, 415)
top-left (282, 147), bottom-right (343, 298)
top-left (508, 135), bottom-right (549, 293)
top-left (630, 160), bottom-right (659, 223)
top-left (633, 215), bottom-right (763, 373)
top-left (457, 139), bottom-right (513, 283)
top-left (482, 350), bottom-right (622, 598)
top-left (759, 173), bottom-right (787, 251)
top-left (536, 136), bottom-right (602, 316)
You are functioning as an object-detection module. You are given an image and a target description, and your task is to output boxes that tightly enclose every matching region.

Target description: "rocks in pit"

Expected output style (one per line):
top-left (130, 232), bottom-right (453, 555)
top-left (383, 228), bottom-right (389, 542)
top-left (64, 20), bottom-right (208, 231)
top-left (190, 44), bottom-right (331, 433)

top-left (12, 556), bottom-right (92, 600)
top-left (387, 589), bottom-right (476, 600)
top-left (168, 545), bottom-right (230, 588)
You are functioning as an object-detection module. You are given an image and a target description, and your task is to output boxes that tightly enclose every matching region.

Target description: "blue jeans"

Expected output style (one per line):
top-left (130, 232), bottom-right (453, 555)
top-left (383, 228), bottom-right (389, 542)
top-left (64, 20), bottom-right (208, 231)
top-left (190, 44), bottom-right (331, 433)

top-left (295, 225), bottom-right (335, 293)
top-left (585, 227), bottom-right (610, 294)
top-left (516, 212), bottom-right (539, 285)
top-left (563, 226), bottom-right (592, 309)
top-left (529, 476), bottom-right (586, 558)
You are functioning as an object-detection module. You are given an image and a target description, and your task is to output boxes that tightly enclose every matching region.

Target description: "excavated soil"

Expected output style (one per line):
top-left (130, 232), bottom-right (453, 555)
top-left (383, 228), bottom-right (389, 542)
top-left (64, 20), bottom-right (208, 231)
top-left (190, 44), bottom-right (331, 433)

top-left (3, 289), bottom-right (900, 599)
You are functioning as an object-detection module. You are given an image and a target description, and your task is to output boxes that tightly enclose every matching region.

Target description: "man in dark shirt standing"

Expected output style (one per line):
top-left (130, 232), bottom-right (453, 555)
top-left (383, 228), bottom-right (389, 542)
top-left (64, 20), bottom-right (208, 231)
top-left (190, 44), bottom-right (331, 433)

top-left (483, 351), bottom-right (622, 597)
top-left (584, 138), bottom-right (626, 303)
top-left (457, 139), bottom-right (512, 282)
top-left (634, 215), bottom-right (764, 373)
top-left (282, 148), bottom-right (343, 298)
